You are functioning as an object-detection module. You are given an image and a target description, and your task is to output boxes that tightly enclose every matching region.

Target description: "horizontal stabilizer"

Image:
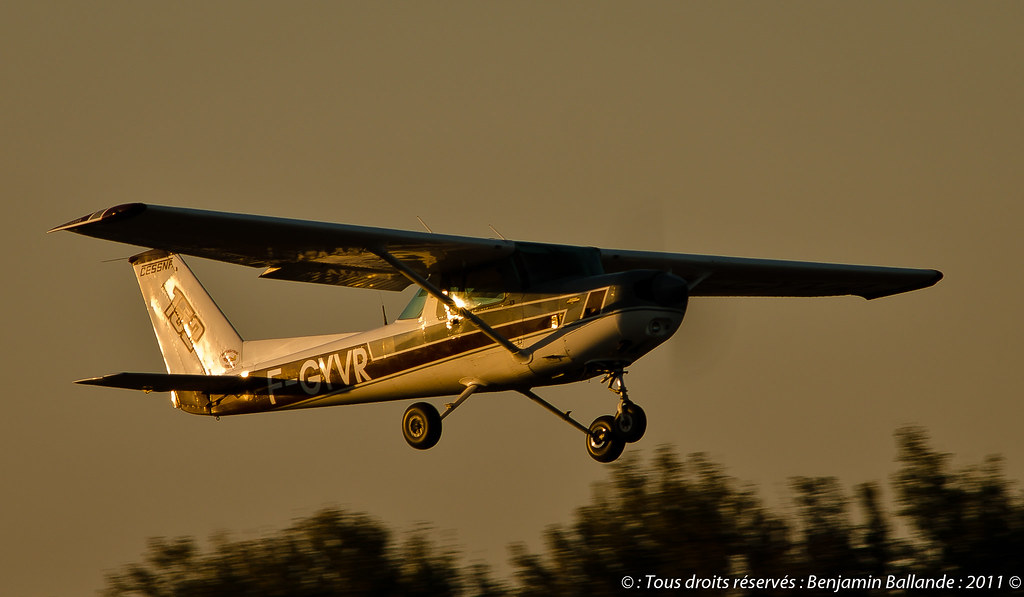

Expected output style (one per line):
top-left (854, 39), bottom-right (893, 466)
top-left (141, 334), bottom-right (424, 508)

top-left (76, 372), bottom-right (268, 394)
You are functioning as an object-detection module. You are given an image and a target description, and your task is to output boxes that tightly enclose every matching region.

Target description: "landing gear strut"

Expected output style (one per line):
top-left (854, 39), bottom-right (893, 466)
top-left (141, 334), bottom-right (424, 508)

top-left (603, 369), bottom-right (647, 444)
top-left (520, 367), bottom-right (647, 463)
top-left (401, 384), bottom-right (480, 451)
top-left (400, 375), bottom-right (646, 463)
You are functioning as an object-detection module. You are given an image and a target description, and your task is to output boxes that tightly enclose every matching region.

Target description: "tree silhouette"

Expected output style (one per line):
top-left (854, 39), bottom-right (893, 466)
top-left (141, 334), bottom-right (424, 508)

top-left (103, 510), bottom-right (471, 597)
top-left (104, 427), bottom-right (1024, 596)
top-left (509, 448), bottom-right (802, 596)
top-left (893, 426), bottom-right (1024, 579)
top-left (509, 428), bottom-right (1024, 595)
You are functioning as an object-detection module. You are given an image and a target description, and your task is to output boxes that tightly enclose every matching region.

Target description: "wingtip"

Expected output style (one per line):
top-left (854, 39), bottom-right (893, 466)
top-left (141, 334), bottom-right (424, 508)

top-left (860, 268), bottom-right (944, 300)
top-left (48, 203), bottom-right (148, 233)
top-left (914, 268), bottom-right (944, 292)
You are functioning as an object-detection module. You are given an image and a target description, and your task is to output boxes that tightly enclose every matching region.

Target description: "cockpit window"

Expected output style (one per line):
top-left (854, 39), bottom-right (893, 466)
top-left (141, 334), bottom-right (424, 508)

top-left (448, 289), bottom-right (505, 310)
top-left (398, 288), bottom-right (428, 320)
top-left (436, 288), bottom-right (506, 320)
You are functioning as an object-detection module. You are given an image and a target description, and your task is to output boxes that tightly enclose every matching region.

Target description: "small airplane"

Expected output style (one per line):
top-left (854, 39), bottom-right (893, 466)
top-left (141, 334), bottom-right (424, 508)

top-left (51, 203), bottom-right (941, 462)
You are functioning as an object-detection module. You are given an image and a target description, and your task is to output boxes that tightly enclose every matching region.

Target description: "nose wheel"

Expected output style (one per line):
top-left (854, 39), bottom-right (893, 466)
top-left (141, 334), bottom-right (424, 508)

top-left (614, 401), bottom-right (647, 443)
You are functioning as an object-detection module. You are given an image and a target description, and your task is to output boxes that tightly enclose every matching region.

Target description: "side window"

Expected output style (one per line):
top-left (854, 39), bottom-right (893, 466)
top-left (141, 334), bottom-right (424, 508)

top-left (459, 290), bottom-right (505, 309)
top-left (435, 261), bottom-right (516, 319)
top-left (436, 289), bottom-right (506, 320)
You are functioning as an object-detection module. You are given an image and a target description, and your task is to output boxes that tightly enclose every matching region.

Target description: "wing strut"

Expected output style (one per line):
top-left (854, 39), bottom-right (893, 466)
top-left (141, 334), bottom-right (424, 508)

top-left (374, 251), bottom-right (531, 362)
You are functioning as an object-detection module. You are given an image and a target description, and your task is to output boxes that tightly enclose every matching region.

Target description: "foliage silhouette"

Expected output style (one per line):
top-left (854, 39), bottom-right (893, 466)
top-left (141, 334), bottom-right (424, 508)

top-left (104, 427), bottom-right (1023, 596)
top-left (103, 510), bottom-right (471, 597)
top-left (893, 427), bottom-right (1024, 579)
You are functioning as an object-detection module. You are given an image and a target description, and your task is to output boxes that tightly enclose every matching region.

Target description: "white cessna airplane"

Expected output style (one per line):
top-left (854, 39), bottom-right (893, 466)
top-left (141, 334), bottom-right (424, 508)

top-left (52, 204), bottom-right (941, 462)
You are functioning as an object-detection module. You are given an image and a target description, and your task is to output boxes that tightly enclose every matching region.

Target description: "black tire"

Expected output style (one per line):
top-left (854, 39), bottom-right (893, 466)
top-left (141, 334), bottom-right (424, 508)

top-left (402, 402), bottom-right (442, 450)
top-left (614, 402), bottom-right (647, 443)
top-left (586, 415), bottom-right (624, 463)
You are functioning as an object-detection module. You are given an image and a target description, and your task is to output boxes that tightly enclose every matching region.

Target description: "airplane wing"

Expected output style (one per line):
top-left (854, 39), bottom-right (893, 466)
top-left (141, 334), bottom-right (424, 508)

top-left (51, 203), bottom-right (941, 299)
top-left (600, 249), bottom-right (942, 300)
top-left (50, 203), bottom-right (515, 291)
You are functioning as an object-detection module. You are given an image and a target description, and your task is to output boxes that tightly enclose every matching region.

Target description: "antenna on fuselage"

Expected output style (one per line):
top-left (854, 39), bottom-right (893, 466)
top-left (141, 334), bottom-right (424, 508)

top-left (378, 292), bottom-right (389, 326)
top-left (415, 216), bottom-right (433, 233)
top-left (488, 224), bottom-right (507, 240)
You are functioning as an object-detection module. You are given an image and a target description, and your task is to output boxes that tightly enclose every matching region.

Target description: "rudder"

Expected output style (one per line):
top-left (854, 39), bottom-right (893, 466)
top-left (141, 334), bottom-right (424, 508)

top-left (130, 250), bottom-right (243, 376)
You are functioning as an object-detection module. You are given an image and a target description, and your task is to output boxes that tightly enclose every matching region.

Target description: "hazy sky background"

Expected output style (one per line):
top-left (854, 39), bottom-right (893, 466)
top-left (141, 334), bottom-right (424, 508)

top-left (2, 2), bottom-right (1021, 594)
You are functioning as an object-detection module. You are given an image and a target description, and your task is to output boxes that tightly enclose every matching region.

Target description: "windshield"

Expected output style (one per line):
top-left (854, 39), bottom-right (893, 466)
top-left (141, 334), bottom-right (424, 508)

top-left (397, 289), bottom-right (428, 320)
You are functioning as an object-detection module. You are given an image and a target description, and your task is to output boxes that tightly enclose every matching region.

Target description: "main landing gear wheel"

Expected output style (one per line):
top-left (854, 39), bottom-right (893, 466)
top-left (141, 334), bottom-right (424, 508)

top-left (402, 402), bottom-right (441, 450)
top-left (586, 415), bottom-right (624, 463)
top-left (614, 402), bottom-right (647, 444)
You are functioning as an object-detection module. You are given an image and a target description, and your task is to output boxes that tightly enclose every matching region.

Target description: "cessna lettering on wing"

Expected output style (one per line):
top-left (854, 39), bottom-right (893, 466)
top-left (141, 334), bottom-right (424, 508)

top-left (266, 345), bottom-right (373, 401)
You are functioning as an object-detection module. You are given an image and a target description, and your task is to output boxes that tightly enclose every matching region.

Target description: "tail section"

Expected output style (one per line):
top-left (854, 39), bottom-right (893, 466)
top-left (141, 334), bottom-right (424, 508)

top-left (130, 250), bottom-right (243, 376)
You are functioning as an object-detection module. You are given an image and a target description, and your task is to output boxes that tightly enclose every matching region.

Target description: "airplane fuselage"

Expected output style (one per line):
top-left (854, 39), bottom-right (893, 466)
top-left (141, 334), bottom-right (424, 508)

top-left (174, 270), bottom-right (688, 416)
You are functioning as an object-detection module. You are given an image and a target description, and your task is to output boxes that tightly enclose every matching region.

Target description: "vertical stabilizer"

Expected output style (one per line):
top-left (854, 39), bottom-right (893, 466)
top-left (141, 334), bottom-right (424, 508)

top-left (129, 250), bottom-right (243, 375)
